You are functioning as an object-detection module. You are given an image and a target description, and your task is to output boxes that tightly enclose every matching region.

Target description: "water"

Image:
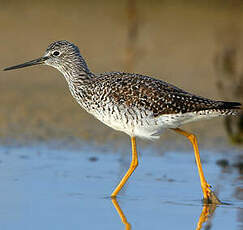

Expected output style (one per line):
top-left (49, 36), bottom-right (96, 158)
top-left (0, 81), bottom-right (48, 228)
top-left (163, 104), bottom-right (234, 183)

top-left (0, 144), bottom-right (242, 230)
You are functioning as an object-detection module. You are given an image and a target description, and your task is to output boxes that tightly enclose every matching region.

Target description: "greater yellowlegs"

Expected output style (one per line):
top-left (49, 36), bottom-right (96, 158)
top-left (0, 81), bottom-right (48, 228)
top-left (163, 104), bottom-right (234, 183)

top-left (4, 40), bottom-right (241, 203)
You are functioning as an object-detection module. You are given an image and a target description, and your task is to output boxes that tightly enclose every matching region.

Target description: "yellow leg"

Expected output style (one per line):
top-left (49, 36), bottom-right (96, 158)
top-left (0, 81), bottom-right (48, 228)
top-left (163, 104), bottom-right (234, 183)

top-left (172, 128), bottom-right (221, 204)
top-left (111, 136), bottom-right (138, 197)
top-left (111, 198), bottom-right (131, 230)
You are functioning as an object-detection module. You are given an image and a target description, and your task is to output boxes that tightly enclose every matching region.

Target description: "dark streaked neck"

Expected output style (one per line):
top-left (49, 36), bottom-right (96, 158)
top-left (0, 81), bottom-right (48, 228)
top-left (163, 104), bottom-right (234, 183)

top-left (58, 55), bottom-right (95, 106)
top-left (59, 55), bottom-right (93, 83)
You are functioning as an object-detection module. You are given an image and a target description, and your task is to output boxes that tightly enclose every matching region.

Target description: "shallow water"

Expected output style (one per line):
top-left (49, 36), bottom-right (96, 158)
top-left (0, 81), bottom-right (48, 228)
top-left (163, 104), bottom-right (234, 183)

top-left (0, 144), bottom-right (242, 230)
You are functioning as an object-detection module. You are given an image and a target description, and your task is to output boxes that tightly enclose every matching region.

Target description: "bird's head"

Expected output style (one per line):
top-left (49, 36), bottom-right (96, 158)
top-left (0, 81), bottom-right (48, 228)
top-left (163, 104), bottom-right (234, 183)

top-left (4, 40), bottom-right (84, 73)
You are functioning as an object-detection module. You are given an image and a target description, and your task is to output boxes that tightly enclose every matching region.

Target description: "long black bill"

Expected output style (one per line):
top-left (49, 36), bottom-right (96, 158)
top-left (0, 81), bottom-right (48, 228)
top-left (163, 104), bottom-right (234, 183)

top-left (3, 56), bottom-right (49, 71)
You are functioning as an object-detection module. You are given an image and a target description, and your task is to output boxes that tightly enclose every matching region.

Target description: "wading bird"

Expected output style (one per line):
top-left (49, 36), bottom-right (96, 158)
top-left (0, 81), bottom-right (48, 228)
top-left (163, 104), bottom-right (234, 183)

top-left (4, 40), bottom-right (241, 203)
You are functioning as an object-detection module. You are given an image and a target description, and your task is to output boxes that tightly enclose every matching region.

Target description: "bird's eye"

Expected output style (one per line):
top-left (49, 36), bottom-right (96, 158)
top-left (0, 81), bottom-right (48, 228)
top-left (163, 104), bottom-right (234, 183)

top-left (53, 51), bottom-right (60, 56)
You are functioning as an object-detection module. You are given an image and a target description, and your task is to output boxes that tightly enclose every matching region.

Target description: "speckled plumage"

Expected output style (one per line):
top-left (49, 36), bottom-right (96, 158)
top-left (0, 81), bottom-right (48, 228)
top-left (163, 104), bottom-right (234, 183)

top-left (5, 40), bottom-right (241, 201)
top-left (5, 40), bottom-right (242, 139)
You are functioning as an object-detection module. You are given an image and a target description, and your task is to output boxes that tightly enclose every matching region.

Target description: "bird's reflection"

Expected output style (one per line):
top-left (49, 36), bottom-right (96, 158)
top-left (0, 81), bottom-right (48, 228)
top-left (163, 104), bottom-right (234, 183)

top-left (111, 198), bottom-right (131, 230)
top-left (196, 203), bottom-right (217, 230)
top-left (111, 197), bottom-right (217, 230)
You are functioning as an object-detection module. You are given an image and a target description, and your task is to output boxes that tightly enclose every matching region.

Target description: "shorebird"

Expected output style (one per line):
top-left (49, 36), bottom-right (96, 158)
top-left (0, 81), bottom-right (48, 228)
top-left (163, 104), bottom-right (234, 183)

top-left (4, 40), bottom-right (241, 203)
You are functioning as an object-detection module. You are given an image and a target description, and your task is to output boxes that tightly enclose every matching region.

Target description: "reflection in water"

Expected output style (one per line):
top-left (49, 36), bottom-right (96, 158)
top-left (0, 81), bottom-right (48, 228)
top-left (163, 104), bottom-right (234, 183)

top-left (112, 198), bottom-right (131, 230)
top-left (196, 204), bottom-right (217, 230)
top-left (111, 198), bottom-right (217, 230)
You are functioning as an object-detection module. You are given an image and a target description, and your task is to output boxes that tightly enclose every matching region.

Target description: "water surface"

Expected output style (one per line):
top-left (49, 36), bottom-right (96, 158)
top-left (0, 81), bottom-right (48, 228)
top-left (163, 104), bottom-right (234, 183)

top-left (0, 144), bottom-right (242, 230)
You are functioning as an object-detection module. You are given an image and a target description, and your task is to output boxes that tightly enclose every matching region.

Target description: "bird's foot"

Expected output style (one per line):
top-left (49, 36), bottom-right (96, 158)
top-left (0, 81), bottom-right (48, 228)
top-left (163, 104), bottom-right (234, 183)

top-left (202, 183), bottom-right (222, 205)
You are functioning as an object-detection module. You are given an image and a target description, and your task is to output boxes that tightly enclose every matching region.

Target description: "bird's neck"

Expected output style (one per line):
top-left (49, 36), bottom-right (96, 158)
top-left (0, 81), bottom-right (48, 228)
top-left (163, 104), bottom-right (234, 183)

top-left (59, 56), bottom-right (95, 108)
top-left (60, 56), bottom-right (93, 84)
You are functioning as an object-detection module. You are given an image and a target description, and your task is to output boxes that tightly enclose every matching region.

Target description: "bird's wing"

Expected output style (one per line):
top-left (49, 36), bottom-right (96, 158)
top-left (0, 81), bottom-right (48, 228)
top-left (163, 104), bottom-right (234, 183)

top-left (96, 72), bottom-right (241, 117)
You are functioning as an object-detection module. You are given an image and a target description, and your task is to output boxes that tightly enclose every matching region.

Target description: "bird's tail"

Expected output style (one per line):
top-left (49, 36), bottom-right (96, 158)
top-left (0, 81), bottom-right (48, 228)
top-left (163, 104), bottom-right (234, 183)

top-left (215, 101), bottom-right (242, 115)
top-left (217, 101), bottom-right (242, 110)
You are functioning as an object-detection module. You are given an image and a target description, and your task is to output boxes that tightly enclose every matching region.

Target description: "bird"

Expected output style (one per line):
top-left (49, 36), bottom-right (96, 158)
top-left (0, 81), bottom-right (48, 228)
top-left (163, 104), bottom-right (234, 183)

top-left (4, 40), bottom-right (241, 203)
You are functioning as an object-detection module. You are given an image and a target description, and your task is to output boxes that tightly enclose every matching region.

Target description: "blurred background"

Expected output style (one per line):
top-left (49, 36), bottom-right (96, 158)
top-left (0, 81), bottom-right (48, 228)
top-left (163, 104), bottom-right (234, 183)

top-left (1, 1), bottom-right (243, 229)
top-left (0, 0), bottom-right (242, 147)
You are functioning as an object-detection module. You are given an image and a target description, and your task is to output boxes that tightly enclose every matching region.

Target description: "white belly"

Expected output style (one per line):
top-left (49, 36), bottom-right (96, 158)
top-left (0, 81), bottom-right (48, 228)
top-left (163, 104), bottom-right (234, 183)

top-left (88, 105), bottom-right (163, 140)
top-left (87, 106), bottom-right (226, 140)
